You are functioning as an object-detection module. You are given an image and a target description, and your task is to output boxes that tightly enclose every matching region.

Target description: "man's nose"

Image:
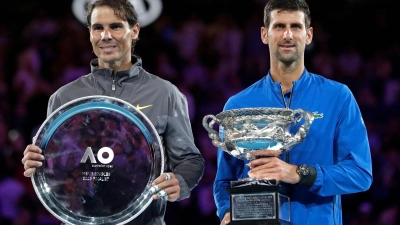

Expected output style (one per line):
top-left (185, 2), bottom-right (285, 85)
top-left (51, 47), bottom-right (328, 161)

top-left (283, 28), bottom-right (293, 40)
top-left (101, 30), bottom-right (112, 40)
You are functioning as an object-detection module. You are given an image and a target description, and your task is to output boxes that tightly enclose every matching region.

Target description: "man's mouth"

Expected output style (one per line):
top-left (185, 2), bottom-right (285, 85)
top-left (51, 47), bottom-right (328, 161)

top-left (281, 44), bottom-right (294, 48)
top-left (100, 46), bottom-right (116, 52)
top-left (280, 44), bottom-right (295, 50)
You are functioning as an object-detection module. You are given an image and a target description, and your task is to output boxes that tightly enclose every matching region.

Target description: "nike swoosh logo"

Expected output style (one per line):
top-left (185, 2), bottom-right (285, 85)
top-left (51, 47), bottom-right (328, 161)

top-left (136, 104), bottom-right (152, 110)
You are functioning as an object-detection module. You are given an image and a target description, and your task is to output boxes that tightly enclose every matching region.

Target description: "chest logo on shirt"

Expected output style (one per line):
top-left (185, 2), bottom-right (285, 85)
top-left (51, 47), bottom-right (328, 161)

top-left (312, 111), bottom-right (324, 119)
top-left (136, 104), bottom-right (152, 110)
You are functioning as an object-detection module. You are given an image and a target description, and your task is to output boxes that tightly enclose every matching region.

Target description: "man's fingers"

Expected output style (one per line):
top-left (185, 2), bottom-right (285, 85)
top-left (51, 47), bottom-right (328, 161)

top-left (149, 185), bottom-right (160, 194)
top-left (23, 144), bottom-right (42, 156)
top-left (152, 186), bottom-right (179, 202)
top-left (151, 173), bottom-right (180, 202)
top-left (163, 172), bottom-right (171, 181)
top-left (251, 149), bottom-right (282, 157)
top-left (152, 180), bottom-right (176, 194)
top-left (163, 186), bottom-right (179, 201)
top-left (22, 151), bottom-right (44, 164)
top-left (248, 156), bottom-right (281, 169)
top-left (247, 157), bottom-right (270, 168)
top-left (152, 172), bottom-right (175, 185)
top-left (24, 160), bottom-right (43, 171)
top-left (23, 168), bottom-right (37, 177)
top-left (220, 212), bottom-right (230, 225)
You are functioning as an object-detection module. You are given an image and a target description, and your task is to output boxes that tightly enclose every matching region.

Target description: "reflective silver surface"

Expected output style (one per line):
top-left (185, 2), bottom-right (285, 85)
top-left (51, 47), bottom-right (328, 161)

top-left (32, 95), bottom-right (164, 225)
top-left (203, 108), bottom-right (314, 160)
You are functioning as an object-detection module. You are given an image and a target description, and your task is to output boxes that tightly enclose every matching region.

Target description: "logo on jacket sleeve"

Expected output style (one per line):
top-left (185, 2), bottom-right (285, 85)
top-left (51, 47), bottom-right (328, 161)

top-left (312, 112), bottom-right (324, 119)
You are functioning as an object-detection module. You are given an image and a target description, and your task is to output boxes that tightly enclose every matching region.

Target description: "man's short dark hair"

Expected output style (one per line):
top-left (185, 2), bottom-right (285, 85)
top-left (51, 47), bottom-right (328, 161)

top-left (263, 0), bottom-right (311, 28)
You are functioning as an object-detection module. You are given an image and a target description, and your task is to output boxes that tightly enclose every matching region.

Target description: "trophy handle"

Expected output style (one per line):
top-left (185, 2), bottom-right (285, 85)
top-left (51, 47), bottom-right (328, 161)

top-left (202, 115), bottom-right (226, 149)
top-left (299, 109), bottom-right (314, 135)
top-left (282, 109), bottom-right (315, 150)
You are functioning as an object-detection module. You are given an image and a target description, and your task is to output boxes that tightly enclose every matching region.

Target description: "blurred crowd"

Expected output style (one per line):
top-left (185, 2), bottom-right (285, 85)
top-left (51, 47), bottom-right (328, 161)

top-left (0, 0), bottom-right (399, 224)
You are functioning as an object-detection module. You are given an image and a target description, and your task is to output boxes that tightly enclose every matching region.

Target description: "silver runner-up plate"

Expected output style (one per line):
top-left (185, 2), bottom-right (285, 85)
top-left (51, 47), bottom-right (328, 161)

top-left (31, 95), bottom-right (164, 225)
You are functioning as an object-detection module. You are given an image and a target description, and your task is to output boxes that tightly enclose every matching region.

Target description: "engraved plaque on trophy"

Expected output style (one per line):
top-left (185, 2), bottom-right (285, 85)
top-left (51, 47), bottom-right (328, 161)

top-left (31, 96), bottom-right (164, 225)
top-left (203, 108), bottom-right (314, 225)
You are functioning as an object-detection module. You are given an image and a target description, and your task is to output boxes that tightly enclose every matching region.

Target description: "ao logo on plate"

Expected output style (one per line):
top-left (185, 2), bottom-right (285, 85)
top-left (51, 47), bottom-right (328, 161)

top-left (80, 147), bottom-right (114, 164)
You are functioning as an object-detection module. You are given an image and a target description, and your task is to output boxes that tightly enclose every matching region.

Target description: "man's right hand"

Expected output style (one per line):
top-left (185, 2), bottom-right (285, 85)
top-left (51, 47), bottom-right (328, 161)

top-left (22, 144), bottom-right (45, 177)
top-left (220, 212), bottom-right (231, 225)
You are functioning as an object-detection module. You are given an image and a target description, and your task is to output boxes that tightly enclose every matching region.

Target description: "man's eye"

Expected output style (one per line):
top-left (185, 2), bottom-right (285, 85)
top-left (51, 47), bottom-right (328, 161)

top-left (111, 25), bottom-right (121, 29)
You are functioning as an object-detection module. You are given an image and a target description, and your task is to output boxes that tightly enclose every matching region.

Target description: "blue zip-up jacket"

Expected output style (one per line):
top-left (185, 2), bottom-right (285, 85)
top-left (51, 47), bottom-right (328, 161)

top-left (213, 69), bottom-right (373, 225)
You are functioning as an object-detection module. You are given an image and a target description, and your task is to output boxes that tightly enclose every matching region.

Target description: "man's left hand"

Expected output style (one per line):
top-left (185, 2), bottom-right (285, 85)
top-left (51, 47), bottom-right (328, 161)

top-left (151, 172), bottom-right (180, 202)
top-left (247, 157), bottom-right (300, 184)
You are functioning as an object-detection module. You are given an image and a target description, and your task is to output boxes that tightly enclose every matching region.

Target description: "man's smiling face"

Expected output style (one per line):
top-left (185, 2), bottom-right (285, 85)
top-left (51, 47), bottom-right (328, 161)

top-left (89, 6), bottom-right (139, 69)
top-left (261, 10), bottom-right (313, 65)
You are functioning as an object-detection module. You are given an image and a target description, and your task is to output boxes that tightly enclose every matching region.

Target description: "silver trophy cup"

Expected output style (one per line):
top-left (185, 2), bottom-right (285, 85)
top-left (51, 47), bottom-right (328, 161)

top-left (203, 107), bottom-right (314, 225)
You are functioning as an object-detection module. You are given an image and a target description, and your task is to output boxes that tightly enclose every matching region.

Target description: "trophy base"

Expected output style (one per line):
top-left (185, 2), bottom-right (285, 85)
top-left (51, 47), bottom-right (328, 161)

top-left (228, 221), bottom-right (288, 225)
top-left (231, 178), bottom-right (280, 187)
top-left (226, 181), bottom-right (290, 225)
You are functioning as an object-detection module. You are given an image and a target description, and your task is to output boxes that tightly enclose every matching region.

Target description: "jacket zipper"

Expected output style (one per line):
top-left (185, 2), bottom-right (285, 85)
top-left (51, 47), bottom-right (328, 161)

top-left (112, 74), bottom-right (116, 91)
top-left (280, 82), bottom-right (294, 164)
top-left (280, 83), bottom-right (294, 109)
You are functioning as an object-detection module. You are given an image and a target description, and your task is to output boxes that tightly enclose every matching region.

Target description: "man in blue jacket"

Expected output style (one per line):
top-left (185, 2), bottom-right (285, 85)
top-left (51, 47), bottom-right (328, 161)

top-left (213, 0), bottom-right (373, 224)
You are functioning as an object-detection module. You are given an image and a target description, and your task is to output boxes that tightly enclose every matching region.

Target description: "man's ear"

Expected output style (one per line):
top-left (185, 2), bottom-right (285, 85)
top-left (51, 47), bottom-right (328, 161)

top-left (261, 27), bottom-right (268, 44)
top-left (131, 23), bottom-right (140, 40)
top-left (306, 27), bottom-right (313, 45)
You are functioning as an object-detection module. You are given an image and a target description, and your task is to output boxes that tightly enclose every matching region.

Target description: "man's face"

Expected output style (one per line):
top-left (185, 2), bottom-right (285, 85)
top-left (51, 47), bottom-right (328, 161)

top-left (261, 10), bottom-right (312, 65)
top-left (89, 6), bottom-right (139, 69)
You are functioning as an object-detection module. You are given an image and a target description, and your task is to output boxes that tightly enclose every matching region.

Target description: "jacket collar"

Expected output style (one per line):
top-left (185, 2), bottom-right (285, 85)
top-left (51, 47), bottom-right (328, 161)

top-left (265, 68), bottom-right (311, 94)
top-left (90, 55), bottom-right (142, 79)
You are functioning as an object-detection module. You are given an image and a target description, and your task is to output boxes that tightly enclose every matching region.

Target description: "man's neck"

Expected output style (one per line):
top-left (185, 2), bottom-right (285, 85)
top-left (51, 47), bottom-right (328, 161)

top-left (270, 63), bottom-right (304, 93)
top-left (98, 60), bottom-right (132, 72)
